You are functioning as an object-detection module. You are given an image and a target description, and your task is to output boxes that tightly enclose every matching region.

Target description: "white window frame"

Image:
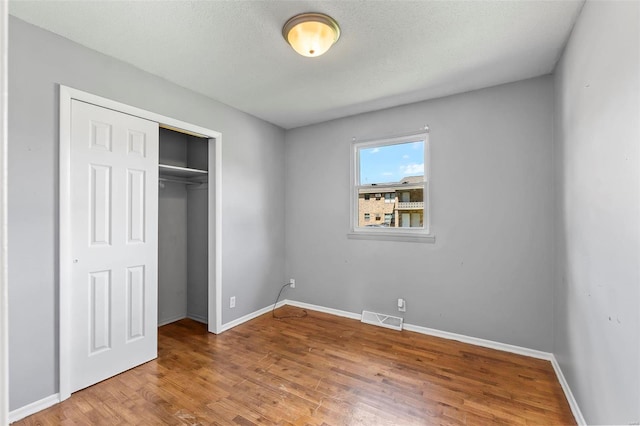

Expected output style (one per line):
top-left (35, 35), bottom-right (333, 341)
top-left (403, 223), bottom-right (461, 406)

top-left (348, 131), bottom-right (435, 243)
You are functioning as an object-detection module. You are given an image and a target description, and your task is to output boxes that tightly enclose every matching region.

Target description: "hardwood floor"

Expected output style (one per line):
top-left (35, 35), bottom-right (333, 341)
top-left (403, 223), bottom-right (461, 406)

top-left (15, 306), bottom-right (575, 425)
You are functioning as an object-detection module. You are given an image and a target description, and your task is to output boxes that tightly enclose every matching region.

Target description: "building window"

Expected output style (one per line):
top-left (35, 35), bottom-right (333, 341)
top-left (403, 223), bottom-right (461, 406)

top-left (350, 130), bottom-right (431, 240)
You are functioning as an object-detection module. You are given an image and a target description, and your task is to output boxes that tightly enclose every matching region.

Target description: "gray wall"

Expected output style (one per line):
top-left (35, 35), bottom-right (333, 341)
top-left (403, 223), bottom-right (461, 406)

top-left (186, 135), bottom-right (209, 323)
top-left (285, 76), bottom-right (555, 352)
top-left (186, 184), bottom-right (208, 322)
top-left (158, 129), bottom-right (189, 325)
top-left (8, 16), bottom-right (285, 410)
top-left (553, 1), bottom-right (640, 424)
top-left (158, 180), bottom-right (188, 324)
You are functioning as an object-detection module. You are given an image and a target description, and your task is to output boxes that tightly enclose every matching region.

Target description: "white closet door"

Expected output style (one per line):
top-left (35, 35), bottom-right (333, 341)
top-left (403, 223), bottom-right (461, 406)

top-left (69, 100), bottom-right (158, 392)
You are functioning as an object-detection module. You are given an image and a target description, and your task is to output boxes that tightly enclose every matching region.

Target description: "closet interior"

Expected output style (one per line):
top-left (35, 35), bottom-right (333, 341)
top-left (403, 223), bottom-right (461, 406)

top-left (158, 127), bottom-right (209, 326)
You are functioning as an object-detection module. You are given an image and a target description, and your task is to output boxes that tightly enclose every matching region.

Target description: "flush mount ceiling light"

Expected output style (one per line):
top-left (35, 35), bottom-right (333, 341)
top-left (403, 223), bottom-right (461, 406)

top-left (282, 12), bottom-right (341, 58)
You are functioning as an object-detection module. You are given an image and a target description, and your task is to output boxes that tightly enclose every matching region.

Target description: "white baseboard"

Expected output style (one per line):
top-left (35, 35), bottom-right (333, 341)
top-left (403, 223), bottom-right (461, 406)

top-left (283, 299), bottom-right (552, 360)
top-left (402, 323), bottom-right (553, 361)
top-left (218, 300), bottom-right (286, 333)
top-left (158, 314), bottom-right (187, 327)
top-left (159, 313), bottom-right (208, 327)
top-left (283, 299), bottom-right (362, 321)
top-left (9, 393), bottom-right (60, 423)
top-left (550, 355), bottom-right (586, 425)
top-left (186, 313), bottom-right (208, 324)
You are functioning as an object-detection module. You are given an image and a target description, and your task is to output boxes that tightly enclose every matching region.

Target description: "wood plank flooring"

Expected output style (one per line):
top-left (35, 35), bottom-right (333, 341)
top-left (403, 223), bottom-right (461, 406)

top-left (14, 306), bottom-right (575, 425)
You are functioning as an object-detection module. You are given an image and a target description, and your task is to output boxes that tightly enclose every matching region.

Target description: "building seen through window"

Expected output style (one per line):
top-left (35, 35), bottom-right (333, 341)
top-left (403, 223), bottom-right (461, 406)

top-left (357, 175), bottom-right (424, 227)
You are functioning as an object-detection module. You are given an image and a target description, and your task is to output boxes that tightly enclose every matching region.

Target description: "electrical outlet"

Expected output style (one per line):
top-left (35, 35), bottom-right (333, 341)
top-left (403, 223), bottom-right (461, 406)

top-left (398, 298), bottom-right (406, 312)
top-left (289, 278), bottom-right (296, 288)
top-left (230, 296), bottom-right (236, 308)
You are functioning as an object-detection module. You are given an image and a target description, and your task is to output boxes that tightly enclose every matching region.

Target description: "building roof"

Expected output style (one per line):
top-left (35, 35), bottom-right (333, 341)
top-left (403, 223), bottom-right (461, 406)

top-left (359, 175), bottom-right (424, 194)
top-left (397, 175), bottom-right (424, 185)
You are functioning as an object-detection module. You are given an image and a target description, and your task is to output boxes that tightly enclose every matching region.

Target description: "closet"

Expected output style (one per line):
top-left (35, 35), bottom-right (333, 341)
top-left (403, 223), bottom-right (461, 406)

top-left (61, 87), bottom-right (221, 397)
top-left (158, 127), bottom-right (209, 326)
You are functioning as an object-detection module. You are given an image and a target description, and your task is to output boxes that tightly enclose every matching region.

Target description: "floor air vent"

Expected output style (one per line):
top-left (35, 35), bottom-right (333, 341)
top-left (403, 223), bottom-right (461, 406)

top-left (361, 310), bottom-right (403, 331)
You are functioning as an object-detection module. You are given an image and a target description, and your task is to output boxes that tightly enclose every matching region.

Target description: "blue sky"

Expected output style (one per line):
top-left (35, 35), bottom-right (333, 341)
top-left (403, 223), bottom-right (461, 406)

top-left (359, 141), bottom-right (424, 185)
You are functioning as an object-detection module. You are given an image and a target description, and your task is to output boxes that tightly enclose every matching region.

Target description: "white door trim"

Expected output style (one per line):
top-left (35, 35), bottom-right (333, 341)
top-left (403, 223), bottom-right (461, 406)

top-left (59, 85), bottom-right (223, 401)
top-left (0, 0), bottom-right (9, 422)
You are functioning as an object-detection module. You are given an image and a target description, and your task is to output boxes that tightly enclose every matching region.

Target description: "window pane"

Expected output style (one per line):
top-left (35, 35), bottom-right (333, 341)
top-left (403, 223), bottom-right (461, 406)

top-left (358, 187), bottom-right (424, 228)
top-left (359, 140), bottom-right (424, 185)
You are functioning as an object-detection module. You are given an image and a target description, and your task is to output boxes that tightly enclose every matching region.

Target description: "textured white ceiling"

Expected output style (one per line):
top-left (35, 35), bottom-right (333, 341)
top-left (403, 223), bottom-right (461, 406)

top-left (9, 0), bottom-right (584, 129)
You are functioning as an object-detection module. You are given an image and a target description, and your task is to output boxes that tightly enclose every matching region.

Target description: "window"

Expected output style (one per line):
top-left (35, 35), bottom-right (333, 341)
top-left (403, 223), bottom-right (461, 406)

top-left (350, 131), bottom-right (432, 242)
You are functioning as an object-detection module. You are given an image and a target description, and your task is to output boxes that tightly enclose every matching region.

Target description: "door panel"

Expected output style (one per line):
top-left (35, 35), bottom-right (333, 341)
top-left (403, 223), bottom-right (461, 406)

top-left (70, 100), bottom-right (158, 393)
top-left (126, 265), bottom-right (146, 341)
top-left (127, 169), bottom-right (146, 243)
top-left (89, 270), bottom-right (111, 354)
top-left (90, 164), bottom-right (111, 246)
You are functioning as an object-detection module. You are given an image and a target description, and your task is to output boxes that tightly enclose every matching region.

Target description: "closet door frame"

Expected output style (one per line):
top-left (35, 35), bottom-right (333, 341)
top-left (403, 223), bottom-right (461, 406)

top-left (0, 1), bottom-right (7, 423)
top-left (59, 85), bottom-right (223, 401)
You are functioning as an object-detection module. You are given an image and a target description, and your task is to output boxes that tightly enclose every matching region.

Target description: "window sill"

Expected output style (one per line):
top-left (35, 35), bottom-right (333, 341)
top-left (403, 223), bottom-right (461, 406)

top-left (347, 231), bottom-right (436, 243)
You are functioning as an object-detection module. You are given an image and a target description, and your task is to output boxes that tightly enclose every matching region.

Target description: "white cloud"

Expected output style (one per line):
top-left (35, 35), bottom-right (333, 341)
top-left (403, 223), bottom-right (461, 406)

top-left (400, 163), bottom-right (424, 175)
top-left (370, 147), bottom-right (380, 154)
top-left (402, 154), bottom-right (409, 159)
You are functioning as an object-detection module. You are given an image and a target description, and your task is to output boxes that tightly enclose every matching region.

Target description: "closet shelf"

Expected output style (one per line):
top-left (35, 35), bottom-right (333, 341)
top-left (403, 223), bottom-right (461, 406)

top-left (159, 164), bottom-right (208, 179)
